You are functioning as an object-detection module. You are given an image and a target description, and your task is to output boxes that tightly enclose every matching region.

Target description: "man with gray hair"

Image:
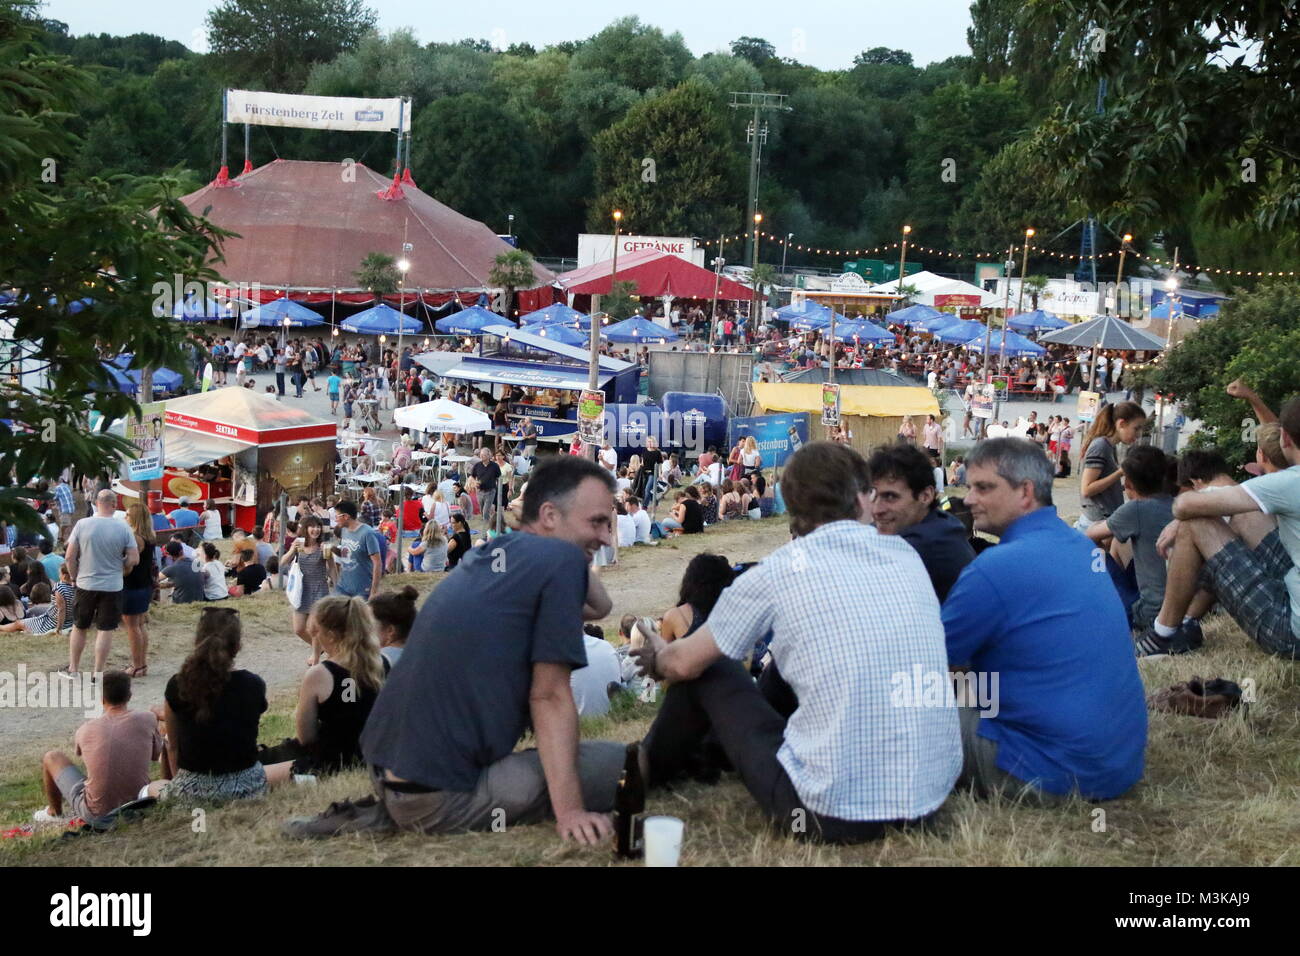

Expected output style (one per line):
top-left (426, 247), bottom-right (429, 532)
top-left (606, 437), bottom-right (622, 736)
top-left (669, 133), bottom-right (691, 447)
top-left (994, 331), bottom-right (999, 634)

top-left (64, 489), bottom-right (139, 677)
top-left (940, 438), bottom-right (1146, 803)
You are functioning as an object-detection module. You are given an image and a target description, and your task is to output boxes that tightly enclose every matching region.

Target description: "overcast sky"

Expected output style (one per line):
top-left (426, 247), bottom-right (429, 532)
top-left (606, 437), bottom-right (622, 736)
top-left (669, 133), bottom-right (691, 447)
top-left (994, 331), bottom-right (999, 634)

top-left (39, 0), bottom-right (976, 71)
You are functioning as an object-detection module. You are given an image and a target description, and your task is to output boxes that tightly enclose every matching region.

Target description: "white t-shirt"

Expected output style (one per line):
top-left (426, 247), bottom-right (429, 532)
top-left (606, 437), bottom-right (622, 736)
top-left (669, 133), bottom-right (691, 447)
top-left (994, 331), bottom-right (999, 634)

top-left (616, 513), bottom-right (637, 547)
top-left (630, 508), bottom-right (652, 543)
top-left (599, 447), bottom-right (618, 470)
top-left (615, 477), bottom-right (632, 494)
top-left (570, 635), bottom-right (623, 718)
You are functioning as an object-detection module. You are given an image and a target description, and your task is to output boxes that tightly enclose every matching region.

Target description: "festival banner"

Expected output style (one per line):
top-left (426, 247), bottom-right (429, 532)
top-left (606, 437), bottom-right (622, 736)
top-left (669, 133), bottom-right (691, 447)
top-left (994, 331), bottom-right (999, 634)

top-left (578, 389), bottom-right (606, 445)
top-left (821, 383), bottom-right (841, 427)
top-left (728, 414), bottom-right (810, 469)
top-left (123, 402), bottom-right (165, 482)
top-left (225, 90), bottom-right (412, 133)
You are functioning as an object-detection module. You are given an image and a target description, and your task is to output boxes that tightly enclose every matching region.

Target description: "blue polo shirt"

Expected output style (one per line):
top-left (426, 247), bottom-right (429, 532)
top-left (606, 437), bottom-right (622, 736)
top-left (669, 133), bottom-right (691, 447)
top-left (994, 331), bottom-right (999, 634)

top-left (170, 507), bottom-right (199, 528)
top-left (941, 506), bottom-right (1146, 800)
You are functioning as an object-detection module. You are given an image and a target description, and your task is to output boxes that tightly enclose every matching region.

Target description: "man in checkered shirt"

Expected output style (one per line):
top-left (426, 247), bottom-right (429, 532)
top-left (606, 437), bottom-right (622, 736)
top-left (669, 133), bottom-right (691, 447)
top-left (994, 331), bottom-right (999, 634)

top-left (633, 441), bottom-right (961, 844)
top-left (53, 476), bottom-right (77, 545)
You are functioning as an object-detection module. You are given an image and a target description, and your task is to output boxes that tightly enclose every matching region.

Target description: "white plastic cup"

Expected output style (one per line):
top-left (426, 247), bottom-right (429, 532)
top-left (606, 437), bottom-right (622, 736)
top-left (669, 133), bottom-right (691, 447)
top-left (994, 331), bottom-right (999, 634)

top-left (642, 815), bottom-right (684, 867)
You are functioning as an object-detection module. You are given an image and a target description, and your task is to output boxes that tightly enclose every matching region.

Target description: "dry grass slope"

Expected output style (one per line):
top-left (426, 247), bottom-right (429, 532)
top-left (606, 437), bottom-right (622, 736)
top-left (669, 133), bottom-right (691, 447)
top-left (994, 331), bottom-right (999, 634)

top-left (5, 481), bottom-right (1300, 866)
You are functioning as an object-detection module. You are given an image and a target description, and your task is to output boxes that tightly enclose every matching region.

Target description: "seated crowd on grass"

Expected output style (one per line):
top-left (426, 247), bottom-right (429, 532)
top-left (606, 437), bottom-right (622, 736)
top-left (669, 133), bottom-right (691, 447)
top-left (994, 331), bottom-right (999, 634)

top-left (18, 384), bottom-right (1300, 850)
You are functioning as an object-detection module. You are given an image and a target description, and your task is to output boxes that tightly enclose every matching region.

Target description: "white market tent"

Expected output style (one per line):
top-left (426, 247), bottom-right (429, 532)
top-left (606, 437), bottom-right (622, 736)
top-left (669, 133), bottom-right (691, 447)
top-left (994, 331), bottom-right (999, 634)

top-left (393, 398), bottom-right (491, 435)
top-left (869, 270), bottom-right (1002, 308)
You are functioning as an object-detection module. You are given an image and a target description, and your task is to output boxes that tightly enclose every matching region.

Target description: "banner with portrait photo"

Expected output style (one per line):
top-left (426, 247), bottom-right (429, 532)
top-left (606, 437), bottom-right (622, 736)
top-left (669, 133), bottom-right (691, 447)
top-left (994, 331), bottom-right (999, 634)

top-left (123, 402), bottom-right (165, 482)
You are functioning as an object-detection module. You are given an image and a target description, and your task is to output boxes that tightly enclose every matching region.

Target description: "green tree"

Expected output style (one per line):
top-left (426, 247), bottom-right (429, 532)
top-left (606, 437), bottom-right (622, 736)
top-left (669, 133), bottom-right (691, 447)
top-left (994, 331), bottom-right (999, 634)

top-left (1035, 1), bottom-right (1300, 233)
top-left (1142, 283), bottom-right (1300, 468)
top-left (487, 250), bottom-right (538, 320)
top-left (410, 93), bottom-right (540, 233)
top-left (590, 80), bottom-right (743, 237)
top-left (1, 1), bottom-right (230, 531)
top-left (772, 86), bottom-right (889, 231)
top-left (603, 280), bottom-right (640, 321)
top-left (951, 138), bottom-right (1079, 259)
top-left (904, 78), bottom-right (1031, 244)
top-left (572, 16), bottom-right (691, 94)
top-left (354, 252), bottom-right (398, 303)
top-left (206, 0), bottom-right (378, 91)
top-left (854, 48), bottom-right (912, 67)
top-left (729, 36), bottom-right (775, 66)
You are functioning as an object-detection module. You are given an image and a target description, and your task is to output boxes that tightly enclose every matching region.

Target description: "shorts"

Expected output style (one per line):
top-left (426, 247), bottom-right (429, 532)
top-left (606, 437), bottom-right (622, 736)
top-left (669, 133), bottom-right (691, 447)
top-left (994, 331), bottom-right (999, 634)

top-left (54, 765), bottom-right (100, 823)
top-left (159, 764), bottom-right (268, 805)
top-left (1204, 531), bottom-right (1298, 656)
top-left (121, 587), bottom-right (152, 616)
top-left (73, 588), bottom-right (123, 632)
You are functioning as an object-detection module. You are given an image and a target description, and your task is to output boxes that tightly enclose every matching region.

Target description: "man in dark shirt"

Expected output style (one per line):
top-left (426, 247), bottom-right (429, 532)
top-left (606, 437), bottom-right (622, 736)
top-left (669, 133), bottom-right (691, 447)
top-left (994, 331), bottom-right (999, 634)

top-left (233, 549), bottom-right (267, 595)
top-left (158, 541), bottom-right (205, 604)
top-left (286, 456), bottom-right (623, 844)
top-left (470, 447), bottom-right (502, 528)
top-left (868, 443), bottom-right (975, 601)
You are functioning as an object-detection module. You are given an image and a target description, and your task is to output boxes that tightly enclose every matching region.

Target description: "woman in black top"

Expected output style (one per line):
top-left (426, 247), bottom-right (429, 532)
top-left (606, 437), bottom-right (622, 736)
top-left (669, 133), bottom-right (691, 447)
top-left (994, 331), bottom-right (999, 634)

top-left (122, 503), bottom-right (158, 676)
top-left (659, 552), bottom-right (735, 644)
top-left (446, 513), bottom-right (473, 570)
top-left (680, 488), bottom-right (704, 534)
top-left (149, 607), bottom-right (269, 802)
top-left (261, 596), bottom-right (387, 783)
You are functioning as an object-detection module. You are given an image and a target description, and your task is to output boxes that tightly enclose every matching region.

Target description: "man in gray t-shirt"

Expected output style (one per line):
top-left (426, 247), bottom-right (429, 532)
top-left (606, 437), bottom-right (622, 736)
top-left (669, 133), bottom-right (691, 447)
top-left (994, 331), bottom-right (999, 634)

top-left (65, 490), bottom-right (139, 676)
top-left (1106, 496), bottom-right (1175, 628)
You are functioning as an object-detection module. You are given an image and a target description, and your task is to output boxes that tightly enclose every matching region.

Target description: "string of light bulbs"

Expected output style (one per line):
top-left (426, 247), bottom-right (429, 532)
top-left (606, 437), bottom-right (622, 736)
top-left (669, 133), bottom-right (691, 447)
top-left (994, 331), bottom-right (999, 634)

top-left (701, 233), bottom-right (1298, 278)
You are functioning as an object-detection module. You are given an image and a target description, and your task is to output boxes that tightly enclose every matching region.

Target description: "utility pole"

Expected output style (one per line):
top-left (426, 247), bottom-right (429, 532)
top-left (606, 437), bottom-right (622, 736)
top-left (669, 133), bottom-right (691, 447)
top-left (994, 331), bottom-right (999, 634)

top-left (730, 92), bottom-right (790, 263)
top-left (709, 234), bottom-right (725, 350)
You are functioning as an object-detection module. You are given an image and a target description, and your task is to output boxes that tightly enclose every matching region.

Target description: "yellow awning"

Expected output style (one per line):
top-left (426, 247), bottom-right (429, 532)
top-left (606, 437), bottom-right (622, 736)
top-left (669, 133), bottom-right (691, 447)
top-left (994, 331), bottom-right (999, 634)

top-left (752, 382), bottom-right (939, 418)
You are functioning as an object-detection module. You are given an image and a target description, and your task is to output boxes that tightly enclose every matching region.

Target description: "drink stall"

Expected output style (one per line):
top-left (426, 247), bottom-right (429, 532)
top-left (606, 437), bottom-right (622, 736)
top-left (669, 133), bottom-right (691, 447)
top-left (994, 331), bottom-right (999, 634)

top-left (115, 387), bottom-right (337, 532)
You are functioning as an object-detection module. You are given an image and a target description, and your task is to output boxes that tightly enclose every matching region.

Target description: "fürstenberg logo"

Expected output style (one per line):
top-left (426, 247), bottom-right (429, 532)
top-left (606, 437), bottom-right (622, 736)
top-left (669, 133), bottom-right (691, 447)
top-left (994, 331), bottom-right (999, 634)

top-left (0, 667), bottom-right (101, 718)
top-left (50, 886), bottom-right (151, 936)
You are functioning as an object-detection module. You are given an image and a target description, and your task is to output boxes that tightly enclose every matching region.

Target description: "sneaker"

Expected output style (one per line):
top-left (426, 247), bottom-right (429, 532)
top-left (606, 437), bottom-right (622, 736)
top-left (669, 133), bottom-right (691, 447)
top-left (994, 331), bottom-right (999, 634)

top-left (32, 808), bottom-right (66, 825)
top-left (1181, 618), bottom-right (1205, 651)
top-left (292, 774), bottom-right (318, 786)
top-left (1134, 623), bottom-right (1200, 658)
top-left (281, 795), bottom-right (395, 840)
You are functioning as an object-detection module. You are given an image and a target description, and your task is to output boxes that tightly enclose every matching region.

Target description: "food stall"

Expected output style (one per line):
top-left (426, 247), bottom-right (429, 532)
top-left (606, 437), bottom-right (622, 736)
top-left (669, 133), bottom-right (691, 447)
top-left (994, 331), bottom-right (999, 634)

top-left (115, 387), bottom-right (337, 532)
top-left (414, 324), bottom-right (640, 442)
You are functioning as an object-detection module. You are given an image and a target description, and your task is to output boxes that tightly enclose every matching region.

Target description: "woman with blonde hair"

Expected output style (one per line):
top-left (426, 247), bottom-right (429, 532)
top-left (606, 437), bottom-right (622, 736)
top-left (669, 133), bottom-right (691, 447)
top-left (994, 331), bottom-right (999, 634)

top-left (740, 435), bottom-right (763, 479)
top-left (122, 502), bottom-right (157, 676)
top-left (260, 595), bottom-right (387, 784)
top-left (407, 517), bottom-right (447, 572)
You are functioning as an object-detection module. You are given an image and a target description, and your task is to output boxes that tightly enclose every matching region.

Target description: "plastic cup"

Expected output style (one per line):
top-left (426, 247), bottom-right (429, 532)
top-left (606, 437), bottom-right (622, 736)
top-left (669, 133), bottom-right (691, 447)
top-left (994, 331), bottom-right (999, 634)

top-left (642, 815), bottom-right (684, 867)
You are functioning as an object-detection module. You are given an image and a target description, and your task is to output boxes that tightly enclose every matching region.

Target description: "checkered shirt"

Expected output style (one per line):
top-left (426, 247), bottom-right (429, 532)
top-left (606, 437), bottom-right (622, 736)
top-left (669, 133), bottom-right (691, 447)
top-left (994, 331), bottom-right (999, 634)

top-left (708, 520), bottom-right (962, 821)
top-left (53, 482), bottom-right (75, 517)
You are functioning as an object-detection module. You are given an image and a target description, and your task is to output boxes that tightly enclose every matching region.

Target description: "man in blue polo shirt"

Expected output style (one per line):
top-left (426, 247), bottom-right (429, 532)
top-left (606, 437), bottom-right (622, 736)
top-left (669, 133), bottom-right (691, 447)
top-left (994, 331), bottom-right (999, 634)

top-left (941, 437), bottom-right (1146, 802)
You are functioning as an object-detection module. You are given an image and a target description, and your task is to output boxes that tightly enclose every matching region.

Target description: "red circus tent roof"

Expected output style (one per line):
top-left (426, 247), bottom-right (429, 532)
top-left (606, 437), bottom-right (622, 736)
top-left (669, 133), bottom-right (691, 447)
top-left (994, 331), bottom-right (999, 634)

top-left (180, 159), bottom-right (556, 293)
top-left (558, 250), bottom-right (755, 300)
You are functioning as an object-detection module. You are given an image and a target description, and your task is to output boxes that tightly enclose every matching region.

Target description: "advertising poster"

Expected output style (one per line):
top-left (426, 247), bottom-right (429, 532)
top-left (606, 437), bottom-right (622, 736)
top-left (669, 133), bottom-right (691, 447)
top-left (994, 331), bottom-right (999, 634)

top-left (821, 383), bottom-right (841, 427)
top-left (578, 389), bottom-right (606, 445)
top-left (727, 414), bottom-right (811, 469)
top-left (123, 402), bottom-right (165, 482)
top-left (972, 384), bottom-right (996, 420)
top-left (1077, 390), bottom-right (1102, 424)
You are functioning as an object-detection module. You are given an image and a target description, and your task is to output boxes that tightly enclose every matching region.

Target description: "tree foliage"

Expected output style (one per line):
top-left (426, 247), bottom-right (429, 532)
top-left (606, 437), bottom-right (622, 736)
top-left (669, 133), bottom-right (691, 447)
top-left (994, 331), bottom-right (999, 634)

top-left (1, 1), bottom-right (229, 530)
top-left (1036, 0), bottom-right (1300, 233)
top-left (590, 80), bottom-right (743, 238)
top-left (1142, 283), bottom-right (1300, 468)
top-left (206, 0), bottom-right (378, 92)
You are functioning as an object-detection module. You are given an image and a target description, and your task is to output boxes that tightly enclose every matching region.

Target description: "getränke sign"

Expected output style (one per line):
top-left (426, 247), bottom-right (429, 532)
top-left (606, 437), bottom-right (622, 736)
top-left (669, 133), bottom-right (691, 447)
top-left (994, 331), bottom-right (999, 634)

top-left (577, 234), bottom-right (705, 268)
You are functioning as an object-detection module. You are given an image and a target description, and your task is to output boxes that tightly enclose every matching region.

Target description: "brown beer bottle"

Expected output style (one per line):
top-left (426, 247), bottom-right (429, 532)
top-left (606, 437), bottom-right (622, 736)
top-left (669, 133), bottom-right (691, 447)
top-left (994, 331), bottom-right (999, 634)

top-left (613, 742), bottom-right (645, 859)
